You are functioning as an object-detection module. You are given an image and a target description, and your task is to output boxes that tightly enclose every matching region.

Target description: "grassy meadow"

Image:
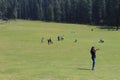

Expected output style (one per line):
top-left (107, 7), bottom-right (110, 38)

top-left (0, 20), bottom-right (120, 80)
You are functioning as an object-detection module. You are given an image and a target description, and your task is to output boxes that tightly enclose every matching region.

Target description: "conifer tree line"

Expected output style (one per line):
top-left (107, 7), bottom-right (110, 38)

top-left (0, 0), bottom-right (120, 26)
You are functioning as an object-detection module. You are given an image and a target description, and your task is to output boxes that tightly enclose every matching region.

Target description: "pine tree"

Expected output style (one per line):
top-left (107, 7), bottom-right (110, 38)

top-left (47, 0), bottom-right (54, 21)
top-left (54, 0), bottom-right (62, 22)
top-left (0, 0), bottom-right (2, 18)
top-left (1, 0), bottom-right (8, 19)
top-left (37, 0), bottom-right (44, 20)
top-left (12, 0), bottom-right (18, 19)
top-left (64, 0), bottom-right (72, 23)
top-left (87, 0), bottom-right (93, 24)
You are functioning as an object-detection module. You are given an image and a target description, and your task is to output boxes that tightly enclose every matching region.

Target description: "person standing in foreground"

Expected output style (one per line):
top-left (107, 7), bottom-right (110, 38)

top-left (90, 46), bottom-right (99, 70)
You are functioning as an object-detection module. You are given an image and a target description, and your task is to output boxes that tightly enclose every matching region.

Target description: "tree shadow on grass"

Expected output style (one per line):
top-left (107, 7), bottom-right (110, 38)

top-left (77, 68), bottom-right (91, 71)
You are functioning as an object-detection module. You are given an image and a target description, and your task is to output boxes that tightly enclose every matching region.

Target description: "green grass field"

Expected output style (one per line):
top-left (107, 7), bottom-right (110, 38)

top-left (0, 20), bottom-right (120, 80)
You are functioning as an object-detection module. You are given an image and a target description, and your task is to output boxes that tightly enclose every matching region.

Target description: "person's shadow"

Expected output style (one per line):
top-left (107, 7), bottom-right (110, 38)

top-left (77, 68), bottom-right (91, 71)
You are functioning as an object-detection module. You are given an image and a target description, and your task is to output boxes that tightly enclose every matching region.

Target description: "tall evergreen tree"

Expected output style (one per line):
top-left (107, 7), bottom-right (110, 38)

top-left (59, 0), bottom-right (66, 22)
top-left (87, 0), bottom-right (93, 24)
top-left (0, 0), bottom-right (2, 18)
top-left (47, 0), bottom-right (54, 21)
top-left (77, 0), bottom-right (91, 24)
top-left (1, 0), bottom-right (8, 19)
top-left (54, 0), bottom-right (62, 22)
top-left (37, 0), bottom-right (44, 20)
top-left (64, 0), bottom-right (72, 23)
top-left (70, 0), bottom-right (78, 23)
top-left (106, 0), bottom-right (119, 26)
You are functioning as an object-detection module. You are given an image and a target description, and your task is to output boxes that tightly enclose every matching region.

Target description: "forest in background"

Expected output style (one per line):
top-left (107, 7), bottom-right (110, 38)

top-left (0, 0), bottom-right (120, 27)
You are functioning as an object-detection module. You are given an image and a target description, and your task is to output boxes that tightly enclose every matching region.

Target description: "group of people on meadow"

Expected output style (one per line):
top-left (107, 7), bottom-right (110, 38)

top-left (41, 36), bottom-right (65, 45)
top-left (41, 36), bottom-right (104, 45)
top-left (40, 35), bottom-right (79, 45)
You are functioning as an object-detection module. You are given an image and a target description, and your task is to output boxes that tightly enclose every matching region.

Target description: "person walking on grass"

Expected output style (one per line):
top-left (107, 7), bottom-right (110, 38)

top-left (90, 46), bottom-right (99, 70)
